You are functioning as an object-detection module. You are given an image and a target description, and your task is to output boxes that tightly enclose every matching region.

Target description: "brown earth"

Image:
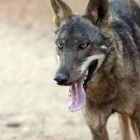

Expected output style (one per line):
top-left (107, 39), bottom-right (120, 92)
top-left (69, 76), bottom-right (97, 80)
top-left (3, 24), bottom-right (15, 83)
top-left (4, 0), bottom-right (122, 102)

top-left (0, 0), bottom-right (139, 140)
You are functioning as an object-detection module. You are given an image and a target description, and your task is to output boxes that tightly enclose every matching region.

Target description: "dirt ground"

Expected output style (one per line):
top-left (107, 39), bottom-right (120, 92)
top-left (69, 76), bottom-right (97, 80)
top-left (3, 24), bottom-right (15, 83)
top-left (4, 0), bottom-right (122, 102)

top-left (0, 0), bottom-right (139, 140)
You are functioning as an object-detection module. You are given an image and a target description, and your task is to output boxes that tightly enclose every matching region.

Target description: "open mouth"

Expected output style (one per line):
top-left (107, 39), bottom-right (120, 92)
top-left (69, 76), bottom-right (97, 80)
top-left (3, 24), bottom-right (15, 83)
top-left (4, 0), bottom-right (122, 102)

top-left (83, 60), bottom-right (98, 89)
top-left (67, 60), bottom-right (98, 112)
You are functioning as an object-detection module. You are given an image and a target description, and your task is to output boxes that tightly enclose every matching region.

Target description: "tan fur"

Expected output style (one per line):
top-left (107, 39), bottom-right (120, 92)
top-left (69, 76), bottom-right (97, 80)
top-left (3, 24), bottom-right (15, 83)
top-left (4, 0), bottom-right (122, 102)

top-left (130, 119), bottom-right (140, 140)
top-left (118, 114), bottom-right (131, 140)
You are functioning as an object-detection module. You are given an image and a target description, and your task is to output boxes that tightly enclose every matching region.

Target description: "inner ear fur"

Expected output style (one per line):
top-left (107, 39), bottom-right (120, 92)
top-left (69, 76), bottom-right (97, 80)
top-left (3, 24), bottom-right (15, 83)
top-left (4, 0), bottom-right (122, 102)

top-left (85, 0), bottom-right (112, 29)
top-left (50, 0), bottom-right (73, 27)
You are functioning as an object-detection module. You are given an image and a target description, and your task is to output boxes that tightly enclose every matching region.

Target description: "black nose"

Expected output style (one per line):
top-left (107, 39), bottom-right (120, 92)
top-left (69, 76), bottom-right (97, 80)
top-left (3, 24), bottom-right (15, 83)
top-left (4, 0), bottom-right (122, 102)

top-left (54, 75), bottom-right (68, 85)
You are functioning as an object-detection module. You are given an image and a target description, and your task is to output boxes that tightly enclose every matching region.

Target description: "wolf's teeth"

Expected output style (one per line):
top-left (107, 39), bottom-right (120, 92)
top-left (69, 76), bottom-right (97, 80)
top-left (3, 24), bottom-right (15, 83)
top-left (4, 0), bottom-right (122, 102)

top-left (85, 69), bottom-right (88, 80)
top-left (86, 69), bottom-right (89, 76)
top-left (68, 93), bottom-right (72, 97)
top-left (85, 69), bottom-right (89, 79)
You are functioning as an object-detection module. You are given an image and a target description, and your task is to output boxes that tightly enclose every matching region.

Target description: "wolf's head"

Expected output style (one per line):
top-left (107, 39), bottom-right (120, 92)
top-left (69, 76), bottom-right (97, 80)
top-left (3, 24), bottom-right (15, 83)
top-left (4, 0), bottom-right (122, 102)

top-left (51, 0), bottom-right (114, 112)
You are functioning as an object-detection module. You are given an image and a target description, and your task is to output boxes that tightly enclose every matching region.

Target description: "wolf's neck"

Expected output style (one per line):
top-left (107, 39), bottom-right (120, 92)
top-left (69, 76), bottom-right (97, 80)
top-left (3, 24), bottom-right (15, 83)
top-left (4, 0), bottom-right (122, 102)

top-left (85, 46), bottom-right (119, 104)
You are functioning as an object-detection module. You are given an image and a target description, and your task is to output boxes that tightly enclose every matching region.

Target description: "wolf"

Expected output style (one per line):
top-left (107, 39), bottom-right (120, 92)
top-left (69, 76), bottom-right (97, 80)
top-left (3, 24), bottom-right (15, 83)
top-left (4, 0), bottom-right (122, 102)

top-left (50, 0), bottom-right (140, 139)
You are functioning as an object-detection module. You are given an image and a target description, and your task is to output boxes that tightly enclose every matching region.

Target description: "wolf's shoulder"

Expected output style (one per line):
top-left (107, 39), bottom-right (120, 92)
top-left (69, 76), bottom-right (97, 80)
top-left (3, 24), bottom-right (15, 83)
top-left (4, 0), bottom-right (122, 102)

top-left (109, 0), bottom-right (140, 27)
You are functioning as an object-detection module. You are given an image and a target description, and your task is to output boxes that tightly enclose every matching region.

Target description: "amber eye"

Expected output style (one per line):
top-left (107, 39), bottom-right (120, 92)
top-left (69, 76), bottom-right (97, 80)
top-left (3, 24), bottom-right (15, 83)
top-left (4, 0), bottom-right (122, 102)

top-left (80, 43), bottom-right (88, 48)
top-left (57, 43), bottom-right (63, 49)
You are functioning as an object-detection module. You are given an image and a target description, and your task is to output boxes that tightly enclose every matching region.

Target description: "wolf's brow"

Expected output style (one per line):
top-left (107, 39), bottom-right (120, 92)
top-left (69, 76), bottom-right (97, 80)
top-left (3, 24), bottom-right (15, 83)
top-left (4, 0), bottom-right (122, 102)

top-left (75, 38), bottom-right (91, 43)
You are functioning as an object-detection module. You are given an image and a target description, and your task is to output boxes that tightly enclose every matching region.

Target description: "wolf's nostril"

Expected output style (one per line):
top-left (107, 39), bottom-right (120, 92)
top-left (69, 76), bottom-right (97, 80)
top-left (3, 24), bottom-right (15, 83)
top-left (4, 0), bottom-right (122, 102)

top-left (54, 75), bottom-right (68, 85)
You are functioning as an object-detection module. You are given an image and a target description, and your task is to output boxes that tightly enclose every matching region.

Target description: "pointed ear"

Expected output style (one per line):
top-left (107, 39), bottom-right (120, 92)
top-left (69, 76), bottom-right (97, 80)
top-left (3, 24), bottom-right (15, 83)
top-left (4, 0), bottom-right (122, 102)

top-left (50, 0), bottom-right (73, 27)
top-left (85, 0), bottom-right (111, 29)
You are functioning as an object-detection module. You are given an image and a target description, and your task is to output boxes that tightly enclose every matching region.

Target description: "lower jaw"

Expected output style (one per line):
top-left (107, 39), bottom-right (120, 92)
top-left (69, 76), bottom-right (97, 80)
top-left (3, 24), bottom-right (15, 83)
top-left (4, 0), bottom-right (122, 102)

top-left (67, 74), bottom-right (86, 112)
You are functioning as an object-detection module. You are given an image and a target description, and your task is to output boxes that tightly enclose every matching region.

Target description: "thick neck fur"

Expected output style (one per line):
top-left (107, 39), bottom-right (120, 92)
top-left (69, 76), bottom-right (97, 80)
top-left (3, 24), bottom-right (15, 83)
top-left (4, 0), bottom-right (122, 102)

top-left (86, 45), bottom-right (119, 104)
top-left (86, 23), bottom-right (140, 105)
top-left (85, 0), bottom-right (140, 104)
top-left (85, 28), bottom-right (124, 104)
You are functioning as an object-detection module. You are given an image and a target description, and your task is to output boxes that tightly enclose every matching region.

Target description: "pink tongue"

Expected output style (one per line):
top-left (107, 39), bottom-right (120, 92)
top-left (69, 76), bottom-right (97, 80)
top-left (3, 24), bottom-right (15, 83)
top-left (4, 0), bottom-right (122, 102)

top-left (67, 74), bottom-right (86, 112)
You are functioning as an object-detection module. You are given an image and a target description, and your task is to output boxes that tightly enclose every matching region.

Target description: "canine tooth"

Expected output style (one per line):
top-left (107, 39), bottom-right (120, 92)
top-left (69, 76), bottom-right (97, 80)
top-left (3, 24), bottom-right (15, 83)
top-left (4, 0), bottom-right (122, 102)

top-left (85, 70), bottom-right (88, 80)
top-left (68, 93), bottom-right (71, 97)
top-left (86, 70), bottom-right (88, 75)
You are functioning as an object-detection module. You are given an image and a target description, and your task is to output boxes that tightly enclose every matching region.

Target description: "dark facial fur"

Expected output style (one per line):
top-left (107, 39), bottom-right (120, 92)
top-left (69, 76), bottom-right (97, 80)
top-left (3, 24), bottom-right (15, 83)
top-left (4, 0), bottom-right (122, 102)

top-left (54, 15), bottom-right (113, 85)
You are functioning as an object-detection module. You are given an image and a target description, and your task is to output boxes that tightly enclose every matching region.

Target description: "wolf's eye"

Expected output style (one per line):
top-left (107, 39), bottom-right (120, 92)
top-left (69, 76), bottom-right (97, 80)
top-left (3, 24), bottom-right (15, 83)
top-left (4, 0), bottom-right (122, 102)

top-left (57, 43), bottom-right (63, 49)
top-left (79, 43), bottom-right (89, 49)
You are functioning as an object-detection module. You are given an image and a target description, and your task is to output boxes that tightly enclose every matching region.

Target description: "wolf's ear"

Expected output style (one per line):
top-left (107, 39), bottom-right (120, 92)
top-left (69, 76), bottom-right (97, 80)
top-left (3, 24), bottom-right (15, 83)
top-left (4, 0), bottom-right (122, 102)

top-left (50, 0), bottom-right (73, 27)
top-left (85, 0), bottom-right (111, 29)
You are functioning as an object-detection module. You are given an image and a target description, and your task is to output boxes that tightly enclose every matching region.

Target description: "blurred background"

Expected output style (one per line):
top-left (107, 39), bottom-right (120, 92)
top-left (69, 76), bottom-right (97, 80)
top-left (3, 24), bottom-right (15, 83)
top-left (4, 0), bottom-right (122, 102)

top-left (0, 0), bottom-right (139, 140)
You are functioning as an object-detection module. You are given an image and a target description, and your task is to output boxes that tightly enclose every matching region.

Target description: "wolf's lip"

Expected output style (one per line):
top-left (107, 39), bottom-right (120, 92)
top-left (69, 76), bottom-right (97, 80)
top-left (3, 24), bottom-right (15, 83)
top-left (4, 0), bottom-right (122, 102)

top-left (67, 59), bottom-right (98, 87)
